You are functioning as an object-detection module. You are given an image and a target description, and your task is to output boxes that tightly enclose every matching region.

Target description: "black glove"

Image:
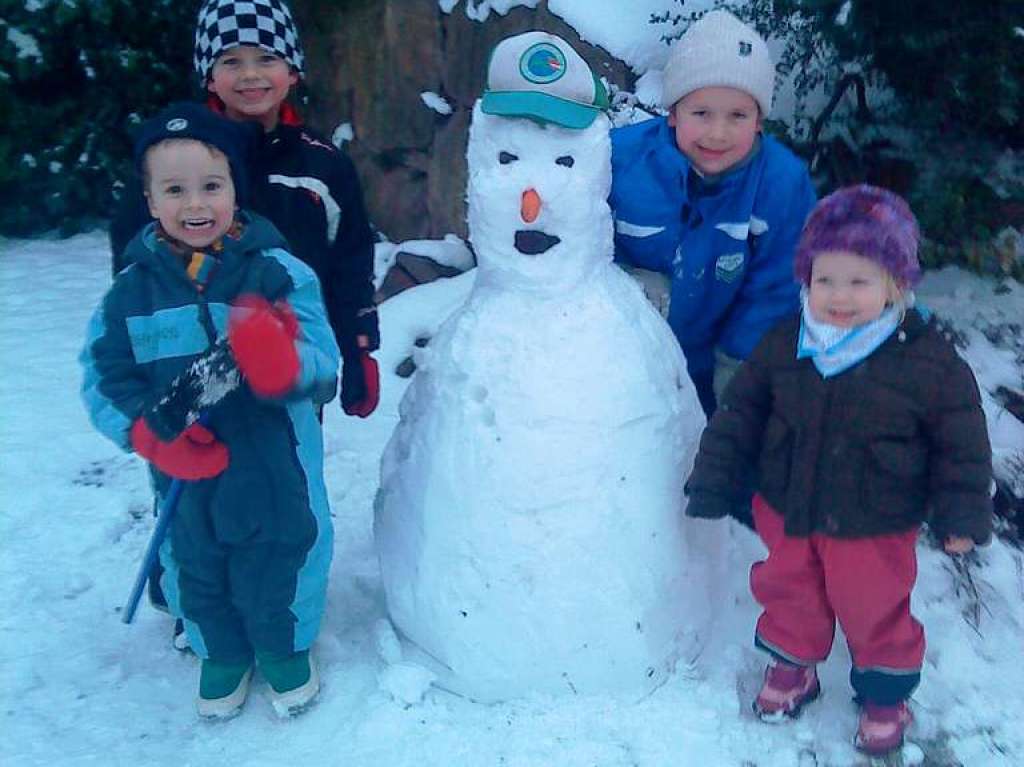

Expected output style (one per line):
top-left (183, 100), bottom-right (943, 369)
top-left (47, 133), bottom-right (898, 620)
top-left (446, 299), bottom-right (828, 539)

top-left (143, 339), bottom-right (240, 441)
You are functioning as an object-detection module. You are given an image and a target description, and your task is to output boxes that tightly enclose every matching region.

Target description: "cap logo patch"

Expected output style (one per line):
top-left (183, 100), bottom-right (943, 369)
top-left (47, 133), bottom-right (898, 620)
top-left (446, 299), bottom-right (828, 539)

top-left (738, 40), bottom-right (752, 57)
top-left (519, 42), bottom-right (567, 84)
top-left (166, 118), bottom-right (189, 131)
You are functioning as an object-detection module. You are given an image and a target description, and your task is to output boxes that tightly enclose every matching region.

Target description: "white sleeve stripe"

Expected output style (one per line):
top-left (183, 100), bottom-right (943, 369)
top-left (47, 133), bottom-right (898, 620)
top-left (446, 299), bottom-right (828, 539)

top-left (715, 221), bottom-right (750, 240)
top-left (715, 216), bottom-right (771, 240)
top-left (614, 219), bottom-right (666, 238)
top-left (267, 174), bottom-right (342, 246)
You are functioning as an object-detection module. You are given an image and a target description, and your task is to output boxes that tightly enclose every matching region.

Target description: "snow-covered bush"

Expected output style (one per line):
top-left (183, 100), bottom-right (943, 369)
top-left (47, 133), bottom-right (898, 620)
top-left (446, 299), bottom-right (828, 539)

top-left (1, 0), bottom-right (201, 237)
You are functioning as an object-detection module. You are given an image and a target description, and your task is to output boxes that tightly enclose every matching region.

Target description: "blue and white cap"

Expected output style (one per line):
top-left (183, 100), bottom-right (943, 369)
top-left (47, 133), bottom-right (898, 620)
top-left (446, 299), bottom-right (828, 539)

top-left (481, 31), bottom-right (609, 130)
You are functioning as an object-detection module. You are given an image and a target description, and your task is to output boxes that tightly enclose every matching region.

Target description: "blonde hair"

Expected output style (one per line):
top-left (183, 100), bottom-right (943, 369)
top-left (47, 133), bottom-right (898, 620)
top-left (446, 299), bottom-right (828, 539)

top-left (885, 274), bottom-right (911, 323)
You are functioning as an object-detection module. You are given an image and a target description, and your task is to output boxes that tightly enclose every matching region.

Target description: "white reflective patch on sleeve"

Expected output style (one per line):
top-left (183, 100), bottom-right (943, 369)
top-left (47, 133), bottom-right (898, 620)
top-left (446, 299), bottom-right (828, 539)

top-left (716, 216), bottom-right (770, 240)
top-left (268, 175), bottom-right (342, 245)
top-left (615, 219), bottom-right (666, 238)
top-left (715, 221), bottom-right (750, 240)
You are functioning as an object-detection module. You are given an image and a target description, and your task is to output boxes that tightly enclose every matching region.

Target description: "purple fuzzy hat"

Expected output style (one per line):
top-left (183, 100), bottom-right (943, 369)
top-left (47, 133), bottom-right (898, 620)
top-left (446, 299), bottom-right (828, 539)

top-left (794, 184), bottom-right (922, 287)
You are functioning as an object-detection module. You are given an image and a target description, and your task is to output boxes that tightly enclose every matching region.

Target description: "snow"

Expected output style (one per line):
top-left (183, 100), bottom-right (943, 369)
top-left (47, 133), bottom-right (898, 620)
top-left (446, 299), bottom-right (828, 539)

top-left (2, 221), bottom-right (1024, 767)
top-left (331, 122), bottom-right (354, 149)
top-left (419, 91), bottom-right (453, 116)
top-left (6, 26), bottom-right (42, 62)
top-left (4, 152), bottom-right (1023, 767)
top-left (548, 0), bottom-right (714, 76)
top-left (372, 235), bottom-right (475, 292)
top-left (440, 0), bottom-right (539, 23)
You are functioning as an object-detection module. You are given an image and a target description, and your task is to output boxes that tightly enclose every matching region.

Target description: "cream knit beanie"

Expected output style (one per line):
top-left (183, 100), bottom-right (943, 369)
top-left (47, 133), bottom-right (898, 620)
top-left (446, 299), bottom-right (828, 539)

top-left (661, 10), bottom-right (774, 117)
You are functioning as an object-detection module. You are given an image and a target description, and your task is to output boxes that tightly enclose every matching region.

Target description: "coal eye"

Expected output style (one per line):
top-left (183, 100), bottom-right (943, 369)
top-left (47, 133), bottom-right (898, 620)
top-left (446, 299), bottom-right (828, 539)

top-left (499, 151), bottom-right (518, 165)
top-left (555, 155), bottom-right (574, 168)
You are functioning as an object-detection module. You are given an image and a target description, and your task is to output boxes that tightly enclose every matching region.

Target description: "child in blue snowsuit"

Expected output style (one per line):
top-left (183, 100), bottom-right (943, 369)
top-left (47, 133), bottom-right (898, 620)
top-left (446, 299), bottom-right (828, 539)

top-left (80, 103), bottom-right (339, 719)
top-left (610, 10), bottom-right (817, 416)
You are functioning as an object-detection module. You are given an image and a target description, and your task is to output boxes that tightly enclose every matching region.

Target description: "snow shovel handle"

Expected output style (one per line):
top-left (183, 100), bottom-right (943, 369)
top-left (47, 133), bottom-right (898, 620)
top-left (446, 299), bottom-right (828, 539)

top-left (121, 413), bottom-right (211, 625)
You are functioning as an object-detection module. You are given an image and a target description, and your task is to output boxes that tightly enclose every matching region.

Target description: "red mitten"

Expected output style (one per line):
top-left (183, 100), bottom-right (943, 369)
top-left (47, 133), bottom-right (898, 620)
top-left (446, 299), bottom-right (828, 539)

top-left (342, 352), bottom-right (380, 418)
top-left (130, 419), bottom-right (229, 480)
top-left (228, 294), bottom-right (301, 397)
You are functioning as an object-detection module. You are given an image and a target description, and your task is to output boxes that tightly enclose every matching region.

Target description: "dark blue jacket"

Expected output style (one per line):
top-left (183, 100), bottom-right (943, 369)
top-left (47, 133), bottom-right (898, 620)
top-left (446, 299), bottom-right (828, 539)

top-left (610, 117), bottom-right (816, 412)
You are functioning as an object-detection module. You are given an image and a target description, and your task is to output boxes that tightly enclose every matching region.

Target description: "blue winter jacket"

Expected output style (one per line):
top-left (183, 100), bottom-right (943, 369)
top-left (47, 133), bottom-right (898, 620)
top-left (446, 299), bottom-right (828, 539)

top-left (610, 117), bottom-right (816, 412)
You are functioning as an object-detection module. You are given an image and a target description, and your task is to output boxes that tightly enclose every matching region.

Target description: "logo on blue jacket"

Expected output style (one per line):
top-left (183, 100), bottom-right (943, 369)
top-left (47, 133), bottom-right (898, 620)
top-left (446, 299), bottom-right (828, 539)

top-left (715, 252), bottom-right (745, 283)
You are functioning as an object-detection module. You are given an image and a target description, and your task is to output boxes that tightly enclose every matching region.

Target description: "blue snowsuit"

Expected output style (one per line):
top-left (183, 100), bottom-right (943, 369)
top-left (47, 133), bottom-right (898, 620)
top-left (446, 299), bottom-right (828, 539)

top-left (610, 117), bottom-right (816, 414)
top-left (81, 212), bottom-right (339, 663)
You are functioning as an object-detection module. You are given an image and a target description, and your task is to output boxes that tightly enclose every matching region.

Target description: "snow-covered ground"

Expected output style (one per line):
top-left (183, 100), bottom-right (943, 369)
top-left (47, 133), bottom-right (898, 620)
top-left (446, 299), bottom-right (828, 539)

top-left (1, 233), bottom-right (1022, 767)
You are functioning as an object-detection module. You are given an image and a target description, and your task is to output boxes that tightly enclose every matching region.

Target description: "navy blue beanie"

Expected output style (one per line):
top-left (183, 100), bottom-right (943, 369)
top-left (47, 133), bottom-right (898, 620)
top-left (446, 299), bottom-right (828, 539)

top-left (134, 102), bottom-right (258, 204)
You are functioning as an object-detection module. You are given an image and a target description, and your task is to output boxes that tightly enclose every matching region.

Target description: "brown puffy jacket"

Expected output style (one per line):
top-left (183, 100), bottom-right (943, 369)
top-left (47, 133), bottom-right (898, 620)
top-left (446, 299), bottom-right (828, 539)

top-left (685, 308), bottom-right (993, 543)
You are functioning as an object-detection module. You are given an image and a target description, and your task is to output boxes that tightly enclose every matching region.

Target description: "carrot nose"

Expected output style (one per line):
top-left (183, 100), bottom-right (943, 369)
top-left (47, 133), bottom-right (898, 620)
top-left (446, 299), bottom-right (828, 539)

top-left (521, 188), bottom-right (541, 223)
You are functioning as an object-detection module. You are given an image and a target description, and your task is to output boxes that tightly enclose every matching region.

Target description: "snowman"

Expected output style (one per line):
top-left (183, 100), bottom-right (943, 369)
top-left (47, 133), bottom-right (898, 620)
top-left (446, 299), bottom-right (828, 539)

top-left (375, 31), bottom-right (722, 702)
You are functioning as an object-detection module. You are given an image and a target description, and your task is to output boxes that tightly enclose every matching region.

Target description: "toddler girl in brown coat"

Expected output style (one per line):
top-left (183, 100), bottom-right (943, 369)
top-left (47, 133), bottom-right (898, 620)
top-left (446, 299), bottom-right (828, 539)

top-left (685, 184), bottom-right (992, 757)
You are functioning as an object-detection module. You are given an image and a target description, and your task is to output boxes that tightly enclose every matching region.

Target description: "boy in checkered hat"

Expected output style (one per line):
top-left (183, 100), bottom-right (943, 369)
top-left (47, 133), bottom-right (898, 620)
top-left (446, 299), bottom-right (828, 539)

top-left (684, 185), bottom-right (992, 756)
top-left (610, 9), bottom-right (817, 417)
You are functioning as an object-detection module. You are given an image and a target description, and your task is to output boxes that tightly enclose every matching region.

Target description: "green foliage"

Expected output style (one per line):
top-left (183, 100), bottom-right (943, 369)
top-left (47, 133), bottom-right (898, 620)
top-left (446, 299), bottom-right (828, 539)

top-left (654, 1), bottom-right (1024, 278)
top-left (0, 0), bottom-right (203, 237)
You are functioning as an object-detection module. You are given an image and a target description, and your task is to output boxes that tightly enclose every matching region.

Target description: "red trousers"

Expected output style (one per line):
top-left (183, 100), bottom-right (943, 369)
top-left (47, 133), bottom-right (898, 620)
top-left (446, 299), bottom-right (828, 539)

top-left (750, 495), bottom-right (924, 703)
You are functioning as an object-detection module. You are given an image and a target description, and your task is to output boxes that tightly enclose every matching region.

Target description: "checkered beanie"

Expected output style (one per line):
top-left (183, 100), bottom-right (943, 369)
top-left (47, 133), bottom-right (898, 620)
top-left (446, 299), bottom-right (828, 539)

top-left (795, 184), bottom-right (922, 288)
top-left (194, 0), bottom-right (305, 84)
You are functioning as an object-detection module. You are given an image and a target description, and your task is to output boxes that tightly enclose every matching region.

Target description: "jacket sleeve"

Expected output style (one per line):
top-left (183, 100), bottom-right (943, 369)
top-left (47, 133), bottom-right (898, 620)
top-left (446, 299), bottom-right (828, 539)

top-left (718, 167), bottom-right (816, 361)
top-left (323, 152), bottom-right (379, 361)
top-left (268, 249), bottom-right (342, 406)
top-left (924, 348), bottom-right (993, 544)
top-left (685, 332), bottom-right (776, 510)
top-left (109, 176), bottom-right (153, 276)
top-left (79, 285), bottom-right (150, 450)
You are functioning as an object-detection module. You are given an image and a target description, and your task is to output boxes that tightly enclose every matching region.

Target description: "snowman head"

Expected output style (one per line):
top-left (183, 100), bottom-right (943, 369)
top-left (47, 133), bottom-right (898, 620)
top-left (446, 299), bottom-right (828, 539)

top-left (467, 32), bottom-right (613, 294)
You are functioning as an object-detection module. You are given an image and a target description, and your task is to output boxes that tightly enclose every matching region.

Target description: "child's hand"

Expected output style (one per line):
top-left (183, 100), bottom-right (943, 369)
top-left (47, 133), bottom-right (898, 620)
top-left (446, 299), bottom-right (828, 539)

top-left (341, 350), bottom-right (380, 417)
top-left (131, 419), bottom-right (229, 480)
top-left (944, 535), bottom-right (975, 555)
top-left (228, 294), bottom-right (301, 397)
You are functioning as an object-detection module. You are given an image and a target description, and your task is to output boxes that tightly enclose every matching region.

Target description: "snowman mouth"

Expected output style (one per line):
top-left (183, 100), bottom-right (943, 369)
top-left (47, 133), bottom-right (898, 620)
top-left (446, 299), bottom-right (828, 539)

top-left (515, 230), bottom-right (560, 256)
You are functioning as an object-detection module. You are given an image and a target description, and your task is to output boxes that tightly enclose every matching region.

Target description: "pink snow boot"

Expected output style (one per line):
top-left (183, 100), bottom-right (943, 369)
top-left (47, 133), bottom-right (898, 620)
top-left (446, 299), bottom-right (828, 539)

top-left (753, 659), bottom-right (820, 722)
top-left (855, 701), bottom-right (913, 756)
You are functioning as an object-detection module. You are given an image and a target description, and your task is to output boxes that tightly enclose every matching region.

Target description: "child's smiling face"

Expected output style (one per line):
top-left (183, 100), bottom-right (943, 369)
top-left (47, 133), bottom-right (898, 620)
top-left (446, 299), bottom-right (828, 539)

top-left (208, 45), bottom-right (298, 130)
top-left (807, 250), bottom-right (900, 328)
top-left (668, 86), bottom-right (761, 175)
top-left (145, 139), bottom-right (236, 249)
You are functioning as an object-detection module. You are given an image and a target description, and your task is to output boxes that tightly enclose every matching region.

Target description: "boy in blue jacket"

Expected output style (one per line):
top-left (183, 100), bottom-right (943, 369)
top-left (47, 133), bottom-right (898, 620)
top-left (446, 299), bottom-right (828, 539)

top-left (81, 103), bottom-right (339, 719)
top-left (610, 10), bottom-right (817, 416)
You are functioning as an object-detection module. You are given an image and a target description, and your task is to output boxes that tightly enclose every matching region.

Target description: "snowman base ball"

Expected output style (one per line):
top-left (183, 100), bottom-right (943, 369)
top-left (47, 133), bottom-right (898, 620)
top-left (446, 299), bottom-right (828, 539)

top-left (374, 104), bottom-right (722, 703)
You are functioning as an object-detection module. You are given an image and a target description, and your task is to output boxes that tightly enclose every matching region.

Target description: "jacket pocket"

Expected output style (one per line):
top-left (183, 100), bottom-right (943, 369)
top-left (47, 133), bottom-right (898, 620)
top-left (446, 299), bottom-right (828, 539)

top-left (863, 439), bottom-right (928, 520)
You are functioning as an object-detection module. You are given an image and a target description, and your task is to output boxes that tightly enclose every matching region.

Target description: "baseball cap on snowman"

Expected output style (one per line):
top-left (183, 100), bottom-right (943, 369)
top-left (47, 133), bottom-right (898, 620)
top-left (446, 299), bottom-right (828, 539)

top-left (481, 31), bottom-right (609, 130)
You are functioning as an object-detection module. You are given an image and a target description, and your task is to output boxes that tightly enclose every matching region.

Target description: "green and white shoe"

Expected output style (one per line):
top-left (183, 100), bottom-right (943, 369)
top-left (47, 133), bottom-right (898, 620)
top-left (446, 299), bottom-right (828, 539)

top-left (259, 649), bottom-right (320, 718)
top-left (197, 659), bottom-right (253, 720)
